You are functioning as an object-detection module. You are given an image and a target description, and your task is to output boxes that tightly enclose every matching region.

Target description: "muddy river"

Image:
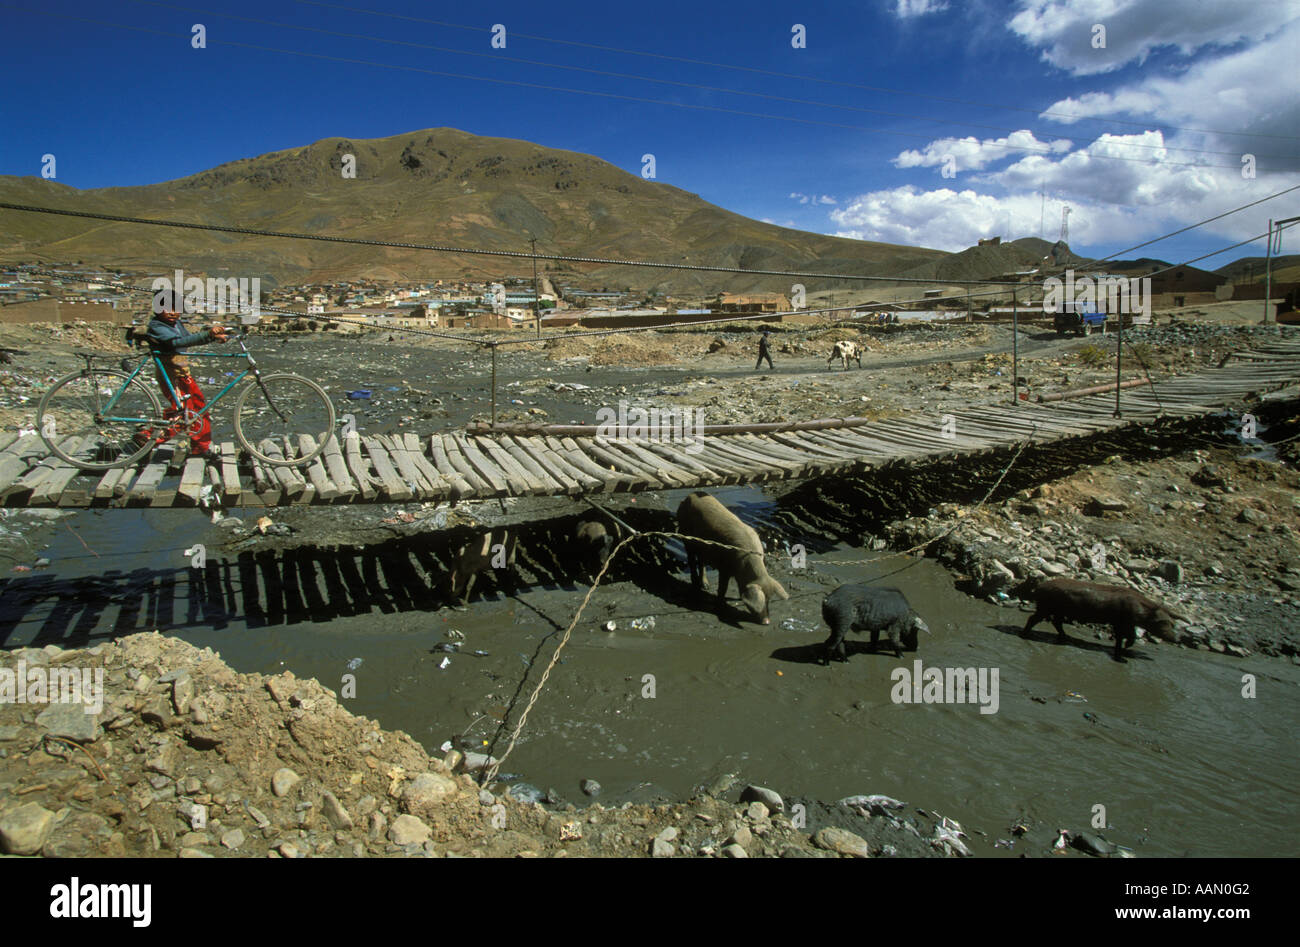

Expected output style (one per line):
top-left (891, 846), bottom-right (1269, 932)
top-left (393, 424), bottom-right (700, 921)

top-left (2, 335), bottom-right (1296, 858)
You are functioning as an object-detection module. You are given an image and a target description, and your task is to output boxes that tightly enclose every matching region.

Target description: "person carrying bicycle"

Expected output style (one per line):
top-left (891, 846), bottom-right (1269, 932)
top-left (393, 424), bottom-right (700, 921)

top-left (141, 289), bottom-right (228, 458)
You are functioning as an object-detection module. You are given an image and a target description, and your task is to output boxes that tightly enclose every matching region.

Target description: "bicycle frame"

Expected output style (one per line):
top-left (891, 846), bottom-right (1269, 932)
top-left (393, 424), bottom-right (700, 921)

top-left (97, 331), bottom-right (282, 429)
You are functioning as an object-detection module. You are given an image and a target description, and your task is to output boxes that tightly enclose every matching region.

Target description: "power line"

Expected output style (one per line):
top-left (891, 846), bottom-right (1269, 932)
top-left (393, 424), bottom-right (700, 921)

top-left (122, 0), bottom-right (1288, 165)
top-left (295, 0), bottom-right (1300, 144)
top-left (0, 5), bottom-right (1276, 173)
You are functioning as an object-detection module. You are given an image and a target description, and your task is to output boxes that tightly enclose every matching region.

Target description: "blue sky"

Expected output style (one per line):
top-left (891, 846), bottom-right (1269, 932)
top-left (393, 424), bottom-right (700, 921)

top-left (2, 0), bottom-right (1298, 268)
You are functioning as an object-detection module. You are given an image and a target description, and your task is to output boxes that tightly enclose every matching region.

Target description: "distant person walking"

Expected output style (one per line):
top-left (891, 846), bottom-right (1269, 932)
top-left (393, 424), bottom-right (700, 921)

top-left (140, 289), bottom-right (227, 458)
top-left (755, 330), bottom-right (774, 371)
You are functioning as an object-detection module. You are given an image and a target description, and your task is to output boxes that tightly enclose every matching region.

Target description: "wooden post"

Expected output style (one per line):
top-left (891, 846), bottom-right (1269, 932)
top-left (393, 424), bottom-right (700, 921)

top-left (1011, 286), bottom-right (1019, 403)
top-left (1114, 309), bottom-right (1123, 418)
top-left (491, 343), bottom-right (498, 426)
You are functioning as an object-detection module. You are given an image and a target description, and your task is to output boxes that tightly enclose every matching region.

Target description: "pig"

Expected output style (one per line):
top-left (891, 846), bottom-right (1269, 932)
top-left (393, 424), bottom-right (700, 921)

top-left (821, 584), bottom-right (929, 664)
top-left (1022, 577), bottom-right (1181, 661)
top-left (574, 518), bottom-right (615, 579)
top-left (446, 528), bottom-right (517, 604)
top-left (676, 492), bottom-right (789, 624)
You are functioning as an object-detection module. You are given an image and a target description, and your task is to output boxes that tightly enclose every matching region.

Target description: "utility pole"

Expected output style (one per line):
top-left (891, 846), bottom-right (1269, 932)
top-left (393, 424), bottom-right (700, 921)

top-left (1264, 217), bottom-right (1300, 325)
top-left (531, 237), bottom-right (540, 339)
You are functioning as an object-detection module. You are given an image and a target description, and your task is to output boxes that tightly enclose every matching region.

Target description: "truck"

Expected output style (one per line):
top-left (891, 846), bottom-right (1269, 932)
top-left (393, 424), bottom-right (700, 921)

top-left (1054, 300), bottom-right (1106, 337)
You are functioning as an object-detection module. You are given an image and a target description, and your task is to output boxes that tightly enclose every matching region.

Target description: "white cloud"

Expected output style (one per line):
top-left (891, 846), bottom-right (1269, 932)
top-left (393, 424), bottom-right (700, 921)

top-left (894, 131), bottom-right (1073, 173)
top-left (790, 192), bottom-right (838, 205)
top-left (894, 0), bottom-right (950, 18)
top-left (1009, 0), bottom-right (1298, 76)
top-left (832, 126), bottom-right (1299, 254)
top-left (1035, 18), bottom-right (1300, 173)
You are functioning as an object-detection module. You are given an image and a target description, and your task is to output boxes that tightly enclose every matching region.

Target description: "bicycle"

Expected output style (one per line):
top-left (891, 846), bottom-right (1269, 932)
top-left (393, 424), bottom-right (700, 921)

top-left (36, 327), bottom-right (336, 471)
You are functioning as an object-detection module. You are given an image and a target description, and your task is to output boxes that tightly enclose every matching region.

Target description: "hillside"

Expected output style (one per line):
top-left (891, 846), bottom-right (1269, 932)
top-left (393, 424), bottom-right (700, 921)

top-left (0, 128), bottom-right (948, 294)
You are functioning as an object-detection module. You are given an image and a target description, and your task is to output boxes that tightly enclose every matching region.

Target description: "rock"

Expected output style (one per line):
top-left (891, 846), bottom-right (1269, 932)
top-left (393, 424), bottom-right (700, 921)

top-left (388, 814), bottom-right (432, 847)
top-left (402, 772), bottom-right (457, 815)
top-left (580, 778), bottom-right (601, 797)
top-left (813, 826), bottom-right (871, 858)
top-left (321, 791), bottom-right (354, 830)
top-left (728, 825), bottom-right (753, 849)
top-left (650, 838), bottom-right (675, 857)
top-left (0, 803), bottom-right (57, 855)
top-left (278, 841), bottom-right (303, 859)
top-left (721, 843), bottom-right (748, 858)
top-left (221, 829), bottom-right (245, 850)
top-left (740, 785), bottom-right (785, 813)
top-left (35, 702), bottom-right (101, 743)
top-left (1085, 497), bottom-right (1129, 515)
top-left (246, 805), bottom-right (271, 829)
top-left (458, 752), bottom-right (498, 774)
top-left (744, 801), bottom-right (770, 822)
top-left (1042, 561), bottom-right (1069, 576)
top-left (271, 768), bottom-right (301, 797)
top-left (1238, 508), bottom-right (1269, 527)
top-left (1153, 560), bottom-right (1183, 584)
top-left (144, 740), bottom-right (178, 777)
top-left (1191, 464), bottom-right (1228, 488)
top-left (0, 725), bottom-right (20, 742)
top-left (1070, 831), bottom-right (1117, 857)
top-left (41, 811), bottom-right (111, 857)
top-left (171, 673), bottom-right (195, 715)
top-left (1124, 558), bottom-right (1157, 572)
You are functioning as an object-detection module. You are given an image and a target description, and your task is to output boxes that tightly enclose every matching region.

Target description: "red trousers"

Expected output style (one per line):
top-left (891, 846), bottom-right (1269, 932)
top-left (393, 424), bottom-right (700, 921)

top-left (154, 356), bottom-right (212, 452)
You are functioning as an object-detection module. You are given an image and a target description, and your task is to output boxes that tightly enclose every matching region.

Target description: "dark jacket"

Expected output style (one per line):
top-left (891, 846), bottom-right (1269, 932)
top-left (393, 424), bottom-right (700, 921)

top-left (146, 316), bottom-right (213, 352)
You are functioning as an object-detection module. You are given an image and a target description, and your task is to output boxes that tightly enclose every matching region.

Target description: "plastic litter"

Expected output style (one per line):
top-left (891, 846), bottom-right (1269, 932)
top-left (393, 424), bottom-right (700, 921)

top-left (602, 620), bottom-right (616, 632)
top-left (438, 656), bottom-right (451, 670)
top-left (347, 390), bottom-right (372, 400)
top-left (345, 657), bottom-right (363, 671)
top-left (630, 617), bottom-right (656, 631)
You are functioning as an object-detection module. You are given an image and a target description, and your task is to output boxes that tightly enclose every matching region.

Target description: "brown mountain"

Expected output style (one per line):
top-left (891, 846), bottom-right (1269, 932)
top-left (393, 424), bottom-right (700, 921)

top-left (0, 127), bottom-right (950, 294)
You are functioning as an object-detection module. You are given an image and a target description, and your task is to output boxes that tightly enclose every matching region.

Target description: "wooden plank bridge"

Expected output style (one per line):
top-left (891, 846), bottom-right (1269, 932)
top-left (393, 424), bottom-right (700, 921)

top-left (3, 339), bottom-right (1299, 510)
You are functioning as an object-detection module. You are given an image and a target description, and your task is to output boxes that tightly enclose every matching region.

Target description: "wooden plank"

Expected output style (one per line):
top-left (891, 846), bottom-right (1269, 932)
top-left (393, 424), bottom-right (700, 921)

top-left (587, 438), bottom-right (664, 489)
top-left (0, 434), bottom-right (46, 495)
top-left (30, 437), bottom-right (86, 506)
top-left (705, 436), bottom-right (802, 478)
top-left (298, 434), bottom-right (340, 501)
top-left (220, 442), bottom-right (241, 503)
top-left (261, 439), bottom-right (309, 499)
top-left (601, 437), bottom-right (696, 488)
top-left (636, 438), bottom-right (724, 485)
top-left (556, 437), bottom-right (637, 491)
top-left (509, 435), bottom-right (585, 494)
top-left (177, 458), bottom-right (206, 505)
top-left (480, 436), bottom-right (547, 495)
top-left (455, 434), bottom-right (513, 496)
top-left (440, 433), bottom-right (494, 496)
top-left (344, 432), bottom-right (378, 500)
top-left (362, 436), bottom-right (412, 501)
top-left (528, 435), bottom-right (607, 492)
top-left (379, 434), bottom-right (436, 499)
top-left (127, 462), bottom-right (167, 505)
top-left (320, 431), bottom-right (358, 498)
top-left (426, 434), bottom-right (474, 500)
top-left (402, 433), bottom-right (450, 499)
top-left (248, 453), bottom-right (283, 506)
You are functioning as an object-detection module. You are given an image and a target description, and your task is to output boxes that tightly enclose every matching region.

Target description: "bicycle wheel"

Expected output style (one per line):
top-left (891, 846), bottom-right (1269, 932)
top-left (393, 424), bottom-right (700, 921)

top-left (36, 368), bottom-right (164, 471)
top-left (233, 372), bottom-right (336, 466)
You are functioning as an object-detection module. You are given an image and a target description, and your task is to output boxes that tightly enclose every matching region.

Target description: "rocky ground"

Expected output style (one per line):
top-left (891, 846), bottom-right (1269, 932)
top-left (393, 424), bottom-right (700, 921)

top-left (0, 633), bottom-right (980, 858)
top-left (2, 313), bottom-right (1298, 859)
top-left (884, 445), bottom-right (1300, 659)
